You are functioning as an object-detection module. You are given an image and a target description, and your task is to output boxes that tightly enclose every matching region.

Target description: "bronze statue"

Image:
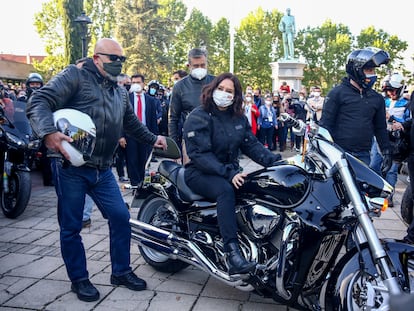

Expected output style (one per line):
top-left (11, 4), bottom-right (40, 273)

top-left (279, 8), bottom-right (296, 60)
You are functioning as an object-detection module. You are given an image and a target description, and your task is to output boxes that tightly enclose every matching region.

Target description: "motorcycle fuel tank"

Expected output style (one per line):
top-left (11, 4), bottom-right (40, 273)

top-left (240, 165), bottom-right (311, 208)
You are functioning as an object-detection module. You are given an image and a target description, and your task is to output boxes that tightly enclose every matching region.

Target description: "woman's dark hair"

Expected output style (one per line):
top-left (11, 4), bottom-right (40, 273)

top-left (201, 72), bottom-right (243, 116)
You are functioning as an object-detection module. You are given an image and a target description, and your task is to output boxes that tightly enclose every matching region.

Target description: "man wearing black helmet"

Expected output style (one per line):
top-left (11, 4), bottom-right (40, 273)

top-left (320, 47), bottom-right (393, 176)
top-left (26, 73), bottom-right (54, 186)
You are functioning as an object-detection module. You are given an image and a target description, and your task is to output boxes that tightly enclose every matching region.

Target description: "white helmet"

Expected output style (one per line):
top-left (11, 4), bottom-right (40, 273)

top-left (383, 73), bottom-right (406, 98)
top-left (53, 109), bottom-right (96, 167)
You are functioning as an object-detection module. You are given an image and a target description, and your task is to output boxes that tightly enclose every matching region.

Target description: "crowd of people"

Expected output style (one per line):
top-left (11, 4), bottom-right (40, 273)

top-left (2, 40), bottom-right (414, 303)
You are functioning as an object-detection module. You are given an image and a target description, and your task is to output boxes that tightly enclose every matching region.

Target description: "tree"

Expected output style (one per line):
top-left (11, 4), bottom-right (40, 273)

top-left (33, 0), bottom-right (66, 79)
top-left (61, 0), bottom-right (84, 65)
top-left (356, 26), bottom-right (409, 81)
top-left (209, 18), bottom-right (230, 75)
top-left (114, 0), bottom-right (186, 84)
top-left (234, 8), bottom-right (282, 91)
top-left (295, 20), bottom-right (353, 90)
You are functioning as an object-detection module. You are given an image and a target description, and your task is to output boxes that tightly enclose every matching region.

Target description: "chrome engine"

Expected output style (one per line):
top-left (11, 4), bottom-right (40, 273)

top-left (236, 200), bottom-right (284, 240)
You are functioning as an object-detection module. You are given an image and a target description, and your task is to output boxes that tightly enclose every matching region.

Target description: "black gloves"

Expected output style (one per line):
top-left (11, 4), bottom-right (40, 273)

top-left (381, 149), bottom-right (393, 177)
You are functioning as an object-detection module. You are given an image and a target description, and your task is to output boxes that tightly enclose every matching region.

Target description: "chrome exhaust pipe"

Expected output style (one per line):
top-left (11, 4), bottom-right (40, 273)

top-left (130, 219), bottom-right (248, 287)
top-left (276, 222), bottom-right (297, 300)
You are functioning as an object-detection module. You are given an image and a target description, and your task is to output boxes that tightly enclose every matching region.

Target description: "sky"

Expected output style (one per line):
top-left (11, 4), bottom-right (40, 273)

top-left (1, 0), bottom-right (413, 70)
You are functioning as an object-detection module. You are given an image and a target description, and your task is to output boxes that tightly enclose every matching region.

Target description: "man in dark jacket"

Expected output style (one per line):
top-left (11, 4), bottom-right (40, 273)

top-left (320, 47), bottom-right (392, 175)
top-left (168, 48), bottom-right (215, 163)
top-left (26, 38), bottom-right (166, 302)
top-left (124, 74), bottom-right (160, 187)
top-left (393, 92), bottom-right (414, 243)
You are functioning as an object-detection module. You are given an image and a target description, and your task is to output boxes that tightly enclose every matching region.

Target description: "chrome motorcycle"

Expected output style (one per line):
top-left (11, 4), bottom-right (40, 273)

top-left (129, 115), bottom-right (414, 310)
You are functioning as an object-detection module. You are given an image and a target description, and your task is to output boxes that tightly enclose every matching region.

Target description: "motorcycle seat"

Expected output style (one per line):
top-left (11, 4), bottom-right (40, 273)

top-left (158, 160), bottom-right (205, 202)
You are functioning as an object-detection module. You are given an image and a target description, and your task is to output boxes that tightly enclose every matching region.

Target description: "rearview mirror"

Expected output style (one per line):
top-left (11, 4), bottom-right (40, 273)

top-left (153, 136), bottom-right (181, 160)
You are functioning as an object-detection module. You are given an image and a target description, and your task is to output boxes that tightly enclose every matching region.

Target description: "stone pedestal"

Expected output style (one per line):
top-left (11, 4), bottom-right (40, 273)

top-left (269, 60), bottom-right (306, 93)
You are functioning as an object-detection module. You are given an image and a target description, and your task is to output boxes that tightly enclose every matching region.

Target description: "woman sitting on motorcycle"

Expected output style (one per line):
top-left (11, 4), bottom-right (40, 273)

top-left (183, 72), bottom-right (282, 274)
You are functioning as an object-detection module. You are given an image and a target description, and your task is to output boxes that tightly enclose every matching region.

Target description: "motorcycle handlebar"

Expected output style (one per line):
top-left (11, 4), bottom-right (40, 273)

top-left (279, 113), bottom-right (304, 132)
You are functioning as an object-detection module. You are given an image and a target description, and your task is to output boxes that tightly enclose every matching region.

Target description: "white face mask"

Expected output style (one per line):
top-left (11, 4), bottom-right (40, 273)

top-left (265, 100), bottom-right (272, 106)
top-left (313, 91), bottom-right (321, 97)
top-left (191, 68), bottom-right (207, 80)
top-left (213, 89), bottom-right (234, 108)
top-left (245, 96), bottom-right (252, 102)
top-left (130, 83), bottom-right (142, 93)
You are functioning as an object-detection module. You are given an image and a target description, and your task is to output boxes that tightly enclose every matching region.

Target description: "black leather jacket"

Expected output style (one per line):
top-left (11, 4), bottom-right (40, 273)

top-left (26, 59), bottom-right (157, 169)
top-left (320, 77), bottom-right (391, 153)
top-left (168, 74), bottom-right (215, 143)
top-left (183, 106), bottom-right (281, 181)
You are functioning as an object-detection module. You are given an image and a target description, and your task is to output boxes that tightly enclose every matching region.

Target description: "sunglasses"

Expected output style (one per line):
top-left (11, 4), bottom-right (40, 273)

top-left (96, 53), bottom-right (127, 63)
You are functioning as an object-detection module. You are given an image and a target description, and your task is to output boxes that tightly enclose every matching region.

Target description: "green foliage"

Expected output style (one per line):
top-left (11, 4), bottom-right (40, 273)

top-left (296, 20), bottom-right (353, 90)
top-left (234, 8), bottom-right (282, 91)
top-left (61, 0), bottom-right (84, 64)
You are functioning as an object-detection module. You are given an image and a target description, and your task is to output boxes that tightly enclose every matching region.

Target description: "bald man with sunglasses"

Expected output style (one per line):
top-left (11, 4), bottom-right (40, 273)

top-left (27, 38), bottom-right (167, 302)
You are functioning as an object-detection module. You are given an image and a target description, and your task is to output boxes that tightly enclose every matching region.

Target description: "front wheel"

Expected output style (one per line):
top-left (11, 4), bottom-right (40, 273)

top-left (401, 184), bottom-right (413, 225)
top-left (325, 246), bottom-right (414, 310)
top-left (1, 170), bottom-right (31, 218)
top-left (137, 196), bottom-right (188, 273)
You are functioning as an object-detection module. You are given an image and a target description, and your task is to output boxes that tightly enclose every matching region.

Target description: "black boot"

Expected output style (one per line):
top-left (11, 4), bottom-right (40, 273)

top-left (225, 242), bottom-right (256, 275)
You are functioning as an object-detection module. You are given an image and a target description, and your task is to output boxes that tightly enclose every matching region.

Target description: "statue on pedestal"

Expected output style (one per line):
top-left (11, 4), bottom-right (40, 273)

top-left (278, 8), bottom-right (296, 60)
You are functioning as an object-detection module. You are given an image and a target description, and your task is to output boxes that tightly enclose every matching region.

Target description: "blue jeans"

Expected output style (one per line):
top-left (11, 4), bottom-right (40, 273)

top-left (51, 159), bottom-right (132, 282)
top-left (83, 194), bottom-right (93, 221)
top-left (370, 141), bottom-right (398, 187)
top-left (348, 150), bottom-right (371, 166)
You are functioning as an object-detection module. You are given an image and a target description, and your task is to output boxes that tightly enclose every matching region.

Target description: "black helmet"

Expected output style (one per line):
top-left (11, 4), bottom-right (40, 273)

top-left (346, 47), bottom-right (390, 88)
top-left (26, 73), bottom-right (44, 97)
top-left (148, 80), bottom-right (160, 96)
top-left (26, 73), bottom-right (44, 88)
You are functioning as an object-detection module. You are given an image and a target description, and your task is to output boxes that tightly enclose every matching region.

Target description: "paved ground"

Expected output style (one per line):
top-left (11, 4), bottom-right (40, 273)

top-left (0, 149), bottom-right (410, 311)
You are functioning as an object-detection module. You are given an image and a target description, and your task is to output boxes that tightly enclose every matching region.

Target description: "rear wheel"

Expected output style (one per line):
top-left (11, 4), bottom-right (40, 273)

top-left (1, 170), bottom-right (31, 218)
top-left (137, 196), bottom-right (188, 273)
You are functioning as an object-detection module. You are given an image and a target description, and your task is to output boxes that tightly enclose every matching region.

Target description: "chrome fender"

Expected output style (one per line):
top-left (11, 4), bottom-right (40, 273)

top-left (324, 240), bottom-right (414, 310)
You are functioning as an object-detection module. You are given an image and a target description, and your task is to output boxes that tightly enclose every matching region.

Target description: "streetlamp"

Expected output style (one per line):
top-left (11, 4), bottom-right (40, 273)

top-left (74, 12), bottom-right (92, 58)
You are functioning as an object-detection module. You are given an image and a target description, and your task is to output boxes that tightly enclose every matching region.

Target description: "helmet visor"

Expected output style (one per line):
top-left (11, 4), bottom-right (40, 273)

top-left (363, 49), bottom-right (390, 68)
top-left (56, 118), bottom-right (96, 160)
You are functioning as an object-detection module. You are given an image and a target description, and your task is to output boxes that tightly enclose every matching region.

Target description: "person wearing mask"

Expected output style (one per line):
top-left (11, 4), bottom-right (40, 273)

top-left (26, 38), bottom-right (167, 302)
top-left (117, 73), bottom-right (131, 91)
top-left (25, 73), bottom-right (54, 186)
top-left (168, 48), bottom-right (215, 163)
top-left (305, 86), bottom-right (324, 121)
top-left (319, 47), bottom-right (392, 173)
top-left (370, 73), bottom-right (409, 207)
top-left (115, 73), bottom-right (131, 182)
top-left (123, 74), bottom-right (160, 187)
top-left (257, 94), bottom-right (278, 150)
top-left (183, 72), bottom-right (282, 274)
top-left (12, 89), bottom-right (32, 135)
top-left (253, 87), bottom-right (264, 108)
top-left (271, 92), bottom-right (285, 151)
top-left (243, 92), bottom-right (260, 136)
top-left (156, 85), bottom-right (170, 136)
top-left (290, 91), bottom-right (307, 152)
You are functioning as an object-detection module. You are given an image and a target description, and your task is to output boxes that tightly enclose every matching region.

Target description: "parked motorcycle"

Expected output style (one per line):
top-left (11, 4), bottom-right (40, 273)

top-left (129, 114), bottom-right (414, 310)
top-left (0, 106), bottom-right (39, 218)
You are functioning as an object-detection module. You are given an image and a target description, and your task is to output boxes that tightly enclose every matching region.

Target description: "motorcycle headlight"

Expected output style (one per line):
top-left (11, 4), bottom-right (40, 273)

top-left (28, 139), bottom-right (40, 150)
top-left (5, 132), bottom-right (26, 147)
